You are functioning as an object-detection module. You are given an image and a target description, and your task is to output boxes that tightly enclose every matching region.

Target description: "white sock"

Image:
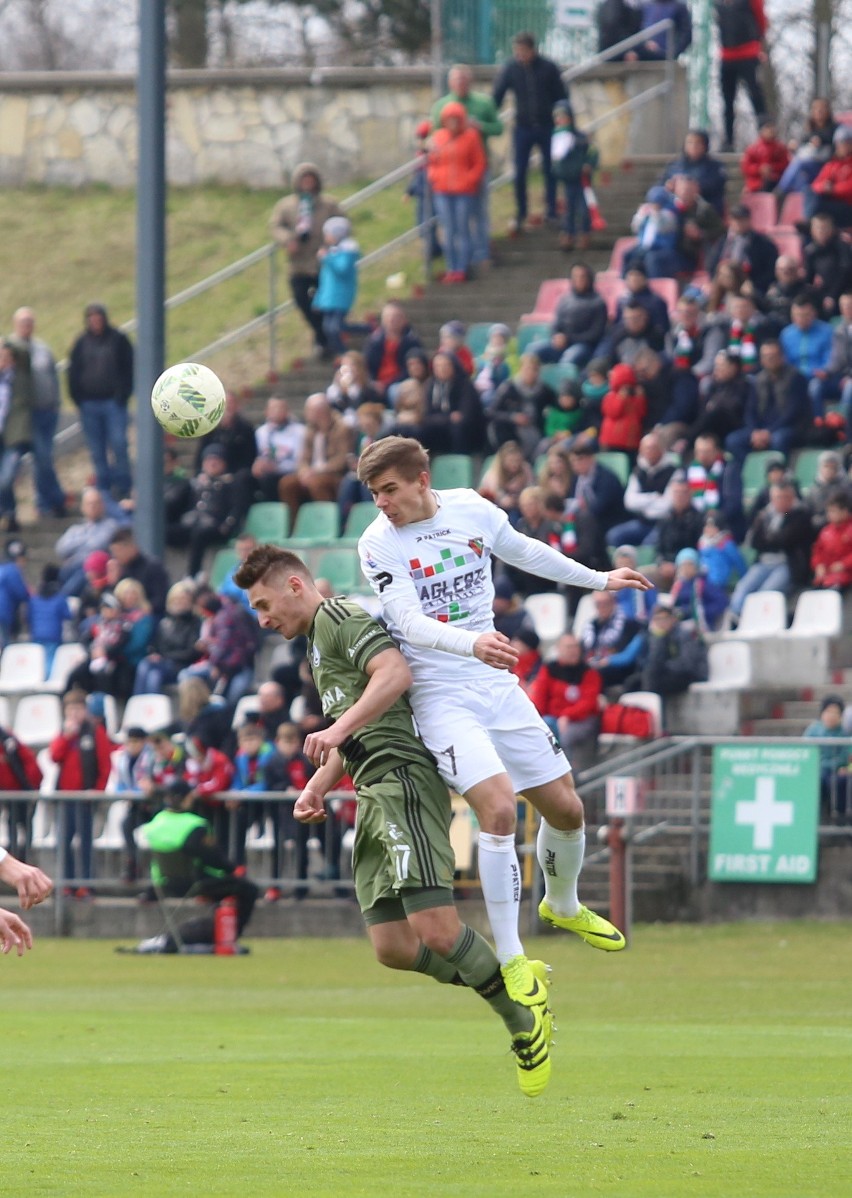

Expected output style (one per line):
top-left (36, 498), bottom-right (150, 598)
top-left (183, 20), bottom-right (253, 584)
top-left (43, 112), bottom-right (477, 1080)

top-left (537, 821), bottom-right (585, 918)
top-left (477, 832), bottom-right (524, 963)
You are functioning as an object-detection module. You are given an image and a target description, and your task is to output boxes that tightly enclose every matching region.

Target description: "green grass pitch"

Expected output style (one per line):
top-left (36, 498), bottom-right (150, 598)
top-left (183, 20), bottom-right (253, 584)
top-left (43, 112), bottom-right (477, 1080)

top-left (4, 922), bottom-right (851, 1197)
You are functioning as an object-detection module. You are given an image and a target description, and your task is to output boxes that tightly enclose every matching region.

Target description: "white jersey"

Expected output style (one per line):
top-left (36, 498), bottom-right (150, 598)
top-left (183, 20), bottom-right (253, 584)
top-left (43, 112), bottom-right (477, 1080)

top-left (358, 488), bottom-right (608, 694)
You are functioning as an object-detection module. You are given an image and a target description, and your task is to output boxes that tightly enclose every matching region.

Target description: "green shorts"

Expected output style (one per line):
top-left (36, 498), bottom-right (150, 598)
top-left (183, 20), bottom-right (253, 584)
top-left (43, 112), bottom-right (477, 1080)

top-left (353, 759), bottom-right (456, 924)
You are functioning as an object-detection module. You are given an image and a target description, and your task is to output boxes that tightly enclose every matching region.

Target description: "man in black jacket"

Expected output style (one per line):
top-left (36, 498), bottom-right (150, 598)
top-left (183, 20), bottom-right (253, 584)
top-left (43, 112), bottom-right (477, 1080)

top-left (67, 302), bottom-right (134, 500)
top-left (804, 213), bottom-right (852, 319)
top-left (493, 31), bottom-right (567, 231)
top-left (640, 604), bottom-right (708, 695)
top-left (730, 479), bottom-right (814, 618)
top-left (706, 204), bottom-right (778, 297)
top-left (108, 527), bottom-right (171, 618)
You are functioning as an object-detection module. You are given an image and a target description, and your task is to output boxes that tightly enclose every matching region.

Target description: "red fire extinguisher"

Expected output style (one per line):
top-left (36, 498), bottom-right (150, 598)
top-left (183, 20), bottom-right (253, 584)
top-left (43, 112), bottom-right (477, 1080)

top-left (214, 896), bottom-right (238, 955)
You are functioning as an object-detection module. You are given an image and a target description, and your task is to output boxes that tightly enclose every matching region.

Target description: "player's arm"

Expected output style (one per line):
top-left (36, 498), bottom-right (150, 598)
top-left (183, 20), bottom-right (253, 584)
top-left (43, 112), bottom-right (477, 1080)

top-left (359, 534), bottom-right (481, 657)
top-left (0, 907), bottom-right (33, 956)
top-left (303, 646), bottom-right (411, 765)
top-left (0, 847), bottom-right (53, 911)
top-left (490, 510), bottom-right (652, 593)
top-left (293, 748), bottom-right (346, 824)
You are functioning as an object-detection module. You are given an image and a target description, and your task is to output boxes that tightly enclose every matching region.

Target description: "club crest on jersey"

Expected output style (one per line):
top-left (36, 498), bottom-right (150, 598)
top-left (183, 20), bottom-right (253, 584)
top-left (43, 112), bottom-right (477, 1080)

top-left (468, 538), bottom-right (484, 557)
top-left (311, 645), bottom-right (321, 667)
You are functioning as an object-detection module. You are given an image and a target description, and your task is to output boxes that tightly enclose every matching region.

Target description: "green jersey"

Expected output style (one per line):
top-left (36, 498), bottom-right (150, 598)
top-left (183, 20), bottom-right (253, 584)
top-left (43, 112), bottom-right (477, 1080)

top-left (307, 597), bottom-right (435, 787)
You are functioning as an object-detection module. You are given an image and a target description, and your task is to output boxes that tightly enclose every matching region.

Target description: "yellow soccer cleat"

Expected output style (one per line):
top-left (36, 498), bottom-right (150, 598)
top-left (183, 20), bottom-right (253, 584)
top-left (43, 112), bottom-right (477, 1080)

top-left (510, 1003), bottom-right (552, 1098)
top-left (538, 900), bottom-right (626, 951)
top-left (501, 954), bottom-right (549, 1007)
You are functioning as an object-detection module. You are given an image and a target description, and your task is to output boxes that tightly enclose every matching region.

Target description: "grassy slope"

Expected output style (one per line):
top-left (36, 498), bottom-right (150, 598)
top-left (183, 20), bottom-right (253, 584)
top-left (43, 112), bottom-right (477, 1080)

top-left (4, 923), bottom-right (851, 1198)
top-left (1, 181), bottom-right (518, 393)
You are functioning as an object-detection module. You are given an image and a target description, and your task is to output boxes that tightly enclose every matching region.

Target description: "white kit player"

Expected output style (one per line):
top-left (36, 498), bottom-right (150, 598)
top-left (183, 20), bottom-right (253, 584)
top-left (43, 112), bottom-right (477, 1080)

top-left (356, 437), bottom-right (652, 1002)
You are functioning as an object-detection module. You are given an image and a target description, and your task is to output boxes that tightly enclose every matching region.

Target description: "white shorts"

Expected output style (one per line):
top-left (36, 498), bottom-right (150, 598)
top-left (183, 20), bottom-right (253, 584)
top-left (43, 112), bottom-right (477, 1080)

top-left (411, 673), bottom-right (571, 795)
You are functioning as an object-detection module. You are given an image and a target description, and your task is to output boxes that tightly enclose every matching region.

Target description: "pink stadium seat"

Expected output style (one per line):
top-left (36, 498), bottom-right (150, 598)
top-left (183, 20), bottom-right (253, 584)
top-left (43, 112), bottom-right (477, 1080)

top-left (737, 190), bottom-right (777, 233)
top-left (594, 271), bottom-right (624, 319)
top-left (771, 230), bottom-right (803, 263)
top-left (648, 277), bottom-right (679, 314)
top-left (778, 192), bottom-right (804, 227)
top-left (609, 236), bottom-right (637, 274)
top-left (520, 278), bottom-right (570, 323)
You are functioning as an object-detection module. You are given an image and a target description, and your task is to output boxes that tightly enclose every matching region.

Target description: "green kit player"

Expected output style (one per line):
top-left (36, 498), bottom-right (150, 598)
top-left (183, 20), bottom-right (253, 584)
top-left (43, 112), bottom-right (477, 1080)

top-left (235, 544), bottom-right (552, 1097)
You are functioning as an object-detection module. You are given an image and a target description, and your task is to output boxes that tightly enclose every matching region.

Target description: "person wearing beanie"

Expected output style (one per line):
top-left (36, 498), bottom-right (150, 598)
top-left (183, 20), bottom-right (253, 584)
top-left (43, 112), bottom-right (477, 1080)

top-left (624, 186), bottom-right (680, 277)
top-left (27, 563), bottom-right (71, 673)
top-left (669, 546), bottom-right (730, 632)
top-left (166, 445), bottom-right (243, 579)
top-left (803, 694), bottom-right (850, 821)
top-left (550, 100), bottom-right (598, 252)
top-left (312, 215), bottom-right (372, 358)
top-left (439, 320), bottom-right (475, 376)
top-left (510, 625), bottom-right (543, 692)
top-left (66, 303), bottom-right (134, 500)
top-left (473, 323), bottom-right (512, 407)
top-left (806, 125), bottom-right (852, 227)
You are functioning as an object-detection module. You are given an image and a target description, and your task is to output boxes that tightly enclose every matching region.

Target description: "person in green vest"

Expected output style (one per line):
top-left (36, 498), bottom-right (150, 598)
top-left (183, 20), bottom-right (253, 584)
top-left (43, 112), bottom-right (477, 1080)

top-left (431, 64), bottom-right (504, 271)
top-left (139, 780), bottom-right (258, 953)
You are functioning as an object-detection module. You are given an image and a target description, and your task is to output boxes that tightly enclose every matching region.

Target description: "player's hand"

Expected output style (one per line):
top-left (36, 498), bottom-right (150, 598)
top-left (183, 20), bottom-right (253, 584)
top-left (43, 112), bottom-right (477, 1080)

top-left (0, 856), bottom-right (53, 910)
top-left (303, 725), bottom-right (347, 766)
top-left (0, 908), bottom-right (33, 956)
top-left (473, 632), bottom-right (519, 670)
top-left (294, 788), bottom-right (327, 824)
top-left (603, 567), bottom-right (653, 593)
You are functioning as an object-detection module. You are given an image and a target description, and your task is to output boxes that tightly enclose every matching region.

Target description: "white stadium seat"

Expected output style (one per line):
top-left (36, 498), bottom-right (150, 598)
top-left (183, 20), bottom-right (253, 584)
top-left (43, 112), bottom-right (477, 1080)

top-left (120, 693), bottom-right (173, 736)
top-left (788, 590), bottom-right (842, 637)
top-left (231, 694), bottom-right (261, 729)
top-left (724, 590), bottom-right (787, 639)
top-left (12, 693), bottom-right (62, 748)
top-left (691, 641), bottom-right (753, 691)
top-left (524, 592), bottom-right (568, 651)
top-left (572, 592), bottom-right (598, 639)
top-left (0, 642), bottom-right (46, 695)
top-left (42, 643), bottom-right (89, 693)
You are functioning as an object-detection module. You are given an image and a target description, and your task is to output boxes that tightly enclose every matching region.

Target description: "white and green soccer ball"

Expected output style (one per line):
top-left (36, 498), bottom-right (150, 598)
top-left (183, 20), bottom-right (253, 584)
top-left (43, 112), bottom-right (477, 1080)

top-left (150, 362), bottom-right (226, 438)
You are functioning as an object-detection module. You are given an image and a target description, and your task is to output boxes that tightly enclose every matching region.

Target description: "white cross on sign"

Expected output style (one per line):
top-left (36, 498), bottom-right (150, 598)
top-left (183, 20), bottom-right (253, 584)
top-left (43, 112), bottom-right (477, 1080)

top-left (735, 776), bottom-right (794, 850)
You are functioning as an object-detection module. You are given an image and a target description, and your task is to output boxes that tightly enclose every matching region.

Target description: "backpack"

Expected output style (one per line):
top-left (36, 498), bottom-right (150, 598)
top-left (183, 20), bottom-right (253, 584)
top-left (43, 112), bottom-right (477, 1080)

top-left (600, 703), bottom-right (655, 737)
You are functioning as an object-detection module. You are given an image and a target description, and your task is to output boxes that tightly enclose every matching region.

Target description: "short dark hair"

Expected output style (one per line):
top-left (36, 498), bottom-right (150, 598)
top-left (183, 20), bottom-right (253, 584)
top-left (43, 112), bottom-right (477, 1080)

top-left (233, 545), bottom-right (312, 591)
top-left (825, 488), bottom-right (851, 511)
top-left (792, 292), bottom-right (817, 309)
top-left (109, 527), bottom-right (136, 547)
top-left (513, 31), bottom-right (536, 49)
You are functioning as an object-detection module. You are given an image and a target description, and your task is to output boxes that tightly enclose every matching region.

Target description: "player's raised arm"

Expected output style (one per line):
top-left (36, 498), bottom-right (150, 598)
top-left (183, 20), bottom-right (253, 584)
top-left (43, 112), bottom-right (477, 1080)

top-left (491, 512), bottom-right (652, 592)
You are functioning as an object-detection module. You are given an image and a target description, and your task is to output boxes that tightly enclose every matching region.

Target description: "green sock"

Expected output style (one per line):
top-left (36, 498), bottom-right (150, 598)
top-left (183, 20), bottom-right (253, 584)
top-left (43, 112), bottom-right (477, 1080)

top-left (445, 925), bottom-right (533, 1035)
top-left (412, 943), bottom-right (464, 985)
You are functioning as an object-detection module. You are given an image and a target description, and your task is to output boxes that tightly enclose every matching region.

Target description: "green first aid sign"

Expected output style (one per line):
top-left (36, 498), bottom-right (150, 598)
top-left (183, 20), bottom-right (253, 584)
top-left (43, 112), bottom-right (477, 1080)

top-left (709, 744), bottom-right (820, 883)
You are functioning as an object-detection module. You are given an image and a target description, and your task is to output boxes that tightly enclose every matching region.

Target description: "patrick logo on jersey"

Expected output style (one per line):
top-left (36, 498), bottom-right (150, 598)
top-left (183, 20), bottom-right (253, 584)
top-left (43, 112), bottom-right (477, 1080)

top-left (407, 537), bottom-right (491, 623)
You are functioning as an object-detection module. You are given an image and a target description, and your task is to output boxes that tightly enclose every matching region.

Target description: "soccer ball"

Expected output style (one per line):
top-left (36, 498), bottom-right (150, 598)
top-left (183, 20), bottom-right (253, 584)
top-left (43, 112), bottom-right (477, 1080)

top-left (150, 362), bottom-right (226, 438)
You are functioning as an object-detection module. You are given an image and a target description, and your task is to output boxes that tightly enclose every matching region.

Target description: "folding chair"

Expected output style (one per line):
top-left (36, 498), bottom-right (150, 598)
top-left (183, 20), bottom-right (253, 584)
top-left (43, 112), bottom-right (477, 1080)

top-left (147, 846), bottom-right (210, 955)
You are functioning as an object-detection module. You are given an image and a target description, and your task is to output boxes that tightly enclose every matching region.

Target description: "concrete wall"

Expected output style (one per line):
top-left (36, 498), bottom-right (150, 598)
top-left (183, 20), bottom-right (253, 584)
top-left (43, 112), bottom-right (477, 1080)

top-left (0, 63), bottom-right (688, 190)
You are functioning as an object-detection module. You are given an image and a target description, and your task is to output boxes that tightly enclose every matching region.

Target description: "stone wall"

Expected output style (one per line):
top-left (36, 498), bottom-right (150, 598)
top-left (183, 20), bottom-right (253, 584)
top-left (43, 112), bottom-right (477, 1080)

top-left (0, 64), bottom-right (687, 190)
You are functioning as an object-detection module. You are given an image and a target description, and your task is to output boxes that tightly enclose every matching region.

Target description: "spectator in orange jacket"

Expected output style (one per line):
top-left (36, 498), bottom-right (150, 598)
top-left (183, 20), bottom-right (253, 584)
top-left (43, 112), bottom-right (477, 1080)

top-left (529, 633), bottom-right (602, 755)
top-left (600, 363), bottom-right (648, 456)
top-left (806, 125), bottom-right (852, 227)
top-left (427, 102), bottom-right (487, 284)
top-left (811, 490), bottom-right (852, 590)
top-left (741, 118), bottom-right (790, 192)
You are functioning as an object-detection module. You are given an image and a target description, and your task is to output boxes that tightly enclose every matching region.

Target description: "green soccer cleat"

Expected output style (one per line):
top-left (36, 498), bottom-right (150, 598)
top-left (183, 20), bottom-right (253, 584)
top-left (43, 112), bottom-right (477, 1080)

top-left (510, 1003), bottom-right (552, 1098)
top-left (501, 954), bottom-right (549, 1007)
top-left (538, 900), bottom-right (626, 951)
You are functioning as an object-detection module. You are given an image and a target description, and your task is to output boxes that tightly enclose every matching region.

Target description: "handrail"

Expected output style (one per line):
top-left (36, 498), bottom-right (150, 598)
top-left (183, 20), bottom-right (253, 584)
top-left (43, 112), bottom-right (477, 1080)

top-left (562, 18), bottom-right (676, 82)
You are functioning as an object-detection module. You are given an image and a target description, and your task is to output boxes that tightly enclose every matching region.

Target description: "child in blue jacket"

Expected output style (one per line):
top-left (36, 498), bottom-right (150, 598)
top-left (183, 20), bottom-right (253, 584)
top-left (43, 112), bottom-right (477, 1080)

top-left (313, 216), bottom-right (371, 357)
top-left (28, 563), bottom-right (70, 672)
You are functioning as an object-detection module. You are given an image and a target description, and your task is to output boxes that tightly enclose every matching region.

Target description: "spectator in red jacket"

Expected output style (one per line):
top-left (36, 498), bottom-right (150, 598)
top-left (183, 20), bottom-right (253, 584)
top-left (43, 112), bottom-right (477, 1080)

top-left (600, 363), bottom-right (648, 456)
top-left (811, 490), bottom-right (852, 590)
top-left (741, 118), bottom-right (790, 192)
top-left (50, 689), bottom-right (115, 899)
top-left (0, 729), bottom-right (42, 863)
top-left (529, 633), bottom-right (602, 759)
top-left (807, 125), bottom-right (852, 226)
top-left (427, 101), bottom-right (487, 283)
top-left (184, 732), bottom-right (236, 856)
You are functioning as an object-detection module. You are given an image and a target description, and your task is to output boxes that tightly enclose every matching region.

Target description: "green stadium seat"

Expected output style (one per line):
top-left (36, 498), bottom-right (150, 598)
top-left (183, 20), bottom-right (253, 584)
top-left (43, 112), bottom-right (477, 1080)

top-left (431, 455), bottom-right (474, 489)
top-left (315, 548), bottom-right (364, 594)
top-left (792, 448), bottom-right (823, 491)
top-left (516, 323), bottom-right (550, 355)
top-left (243, 502), bottom-right (290, 545)
top-left (538, 363), bottom-right (579, 393)
top-left (634, 545), bottom-right (658, 568)
top-left (477, 455), bottom-right (495, 486)
top-left (465, 323), bottom-right (492, 357)
top-left (597, 451), bottom-right (631, 486)
top-left (339, 502), bottom-right (377, 547)
top-left (742, 450), bottom-right (785, 501)
top-left (288, 501), bottom-right (340, 548)
top-left (209, 548), bottom-right (238, 589)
